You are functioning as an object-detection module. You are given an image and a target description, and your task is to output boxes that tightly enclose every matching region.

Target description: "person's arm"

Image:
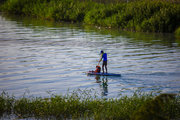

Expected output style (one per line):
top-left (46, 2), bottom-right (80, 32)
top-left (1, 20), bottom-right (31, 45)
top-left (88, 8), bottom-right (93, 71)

top-left (98, 54), bottom-right (103, 65)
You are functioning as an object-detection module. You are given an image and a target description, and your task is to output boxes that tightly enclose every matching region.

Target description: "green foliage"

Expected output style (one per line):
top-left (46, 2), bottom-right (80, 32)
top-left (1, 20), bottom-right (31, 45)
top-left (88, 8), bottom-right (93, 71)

top-left (131, 93), bottom-right (180, 120)
top-left (175, 27), bottom-right (180, 38)
top-left (1, 0), bottom-right (180, 32)
top-left (0, 90), bottom-right (179, 120)
top-left (52, 0), bottom-right (90, 22)
top-left (84, 0), bottom-right (180, 32)
top-left (0, 92), bottom-right (14, 116)
top-left (0, 94), bottom-right (6, 116)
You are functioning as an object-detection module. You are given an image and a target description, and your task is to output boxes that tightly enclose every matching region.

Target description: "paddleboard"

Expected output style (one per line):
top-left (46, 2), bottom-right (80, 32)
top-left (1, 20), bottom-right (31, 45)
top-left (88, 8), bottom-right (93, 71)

top-left (87, 71), bottom-right (121, 76)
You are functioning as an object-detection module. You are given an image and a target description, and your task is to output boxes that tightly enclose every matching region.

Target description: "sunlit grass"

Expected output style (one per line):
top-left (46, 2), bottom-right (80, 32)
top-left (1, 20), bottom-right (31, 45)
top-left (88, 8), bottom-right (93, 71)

top-left (0, 90), bottom-right (179, 120)
top-left (1, 0), bottom-right (180, 33)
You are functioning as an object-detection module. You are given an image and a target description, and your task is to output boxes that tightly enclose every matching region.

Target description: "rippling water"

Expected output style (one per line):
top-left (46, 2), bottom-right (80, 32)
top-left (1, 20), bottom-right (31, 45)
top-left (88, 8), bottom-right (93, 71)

top-left (0, 13), bottom-right (180, 98)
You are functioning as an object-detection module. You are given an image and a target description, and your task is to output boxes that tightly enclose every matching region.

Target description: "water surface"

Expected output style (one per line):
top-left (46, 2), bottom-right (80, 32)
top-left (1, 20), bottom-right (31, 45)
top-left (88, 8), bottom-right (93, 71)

top-left (0, 13), bottom-right (180, 98)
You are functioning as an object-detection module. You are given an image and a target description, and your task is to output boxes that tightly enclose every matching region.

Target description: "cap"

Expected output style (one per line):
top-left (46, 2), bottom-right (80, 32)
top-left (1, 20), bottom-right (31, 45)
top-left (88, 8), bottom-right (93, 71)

top-left (100, 50), bottom-right (104, 54)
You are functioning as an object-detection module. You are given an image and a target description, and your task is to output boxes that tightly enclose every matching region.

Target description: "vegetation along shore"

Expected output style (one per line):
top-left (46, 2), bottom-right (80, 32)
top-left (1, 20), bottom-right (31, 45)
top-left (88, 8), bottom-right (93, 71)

top-left (0, 90), bottom-right (180, 120)
top-left (0, 0), bottom-right (180, 36)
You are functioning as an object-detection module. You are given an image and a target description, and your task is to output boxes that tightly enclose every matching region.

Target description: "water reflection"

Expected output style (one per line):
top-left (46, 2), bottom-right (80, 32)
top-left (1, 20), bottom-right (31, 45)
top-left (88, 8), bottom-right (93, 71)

top-left (101, 77), bottom-right (108, 96)
top-left (84, 25), bottom-right (180, 48)
top-left (94, 76), bottom-right (108, 97)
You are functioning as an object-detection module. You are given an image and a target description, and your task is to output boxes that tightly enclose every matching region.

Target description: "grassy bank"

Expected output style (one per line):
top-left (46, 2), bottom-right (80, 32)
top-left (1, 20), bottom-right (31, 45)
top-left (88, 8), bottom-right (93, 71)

top-left (0, 90), bottom-right (180, 120)
top-left (0, 0), bottom-right (180, 34)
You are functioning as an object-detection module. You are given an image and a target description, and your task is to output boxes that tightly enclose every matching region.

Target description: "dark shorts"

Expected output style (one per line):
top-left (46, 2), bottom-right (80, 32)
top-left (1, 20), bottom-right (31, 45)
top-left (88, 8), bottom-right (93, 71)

top-left (103, 61), bottom-right (107, 66)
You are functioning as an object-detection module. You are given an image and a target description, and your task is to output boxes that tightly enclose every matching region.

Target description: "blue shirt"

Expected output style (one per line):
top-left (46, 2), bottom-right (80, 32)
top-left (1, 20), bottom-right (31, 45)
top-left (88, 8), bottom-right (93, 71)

top-left (102, 53), bottom-right (107, 61)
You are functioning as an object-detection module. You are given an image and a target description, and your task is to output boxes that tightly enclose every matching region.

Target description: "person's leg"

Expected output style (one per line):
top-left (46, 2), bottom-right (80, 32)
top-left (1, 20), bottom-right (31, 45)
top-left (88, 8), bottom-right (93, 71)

top-left (104, 61), bottom-right (107, 73)
top-left (105, 64), bottom-right (107, 73)
top-left (102, 64), bottom-right (104, 73)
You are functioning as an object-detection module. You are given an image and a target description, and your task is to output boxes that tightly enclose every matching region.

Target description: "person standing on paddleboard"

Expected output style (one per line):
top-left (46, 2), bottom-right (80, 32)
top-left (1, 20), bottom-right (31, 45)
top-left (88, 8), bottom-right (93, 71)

top-left (99, 50), bottom-right (107, 74)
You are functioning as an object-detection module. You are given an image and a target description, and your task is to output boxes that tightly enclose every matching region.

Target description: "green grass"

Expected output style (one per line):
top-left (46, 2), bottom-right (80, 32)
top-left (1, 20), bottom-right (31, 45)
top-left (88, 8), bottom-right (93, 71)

top-left (0, 90), bottom-right (180, 120)
top-left (0, 0), bottom-right (180, 33)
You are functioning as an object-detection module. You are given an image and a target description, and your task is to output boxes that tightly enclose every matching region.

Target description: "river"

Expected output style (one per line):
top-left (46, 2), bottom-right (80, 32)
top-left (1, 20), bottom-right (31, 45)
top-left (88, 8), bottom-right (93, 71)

top-left (0, 13), bottom-right (180, 98)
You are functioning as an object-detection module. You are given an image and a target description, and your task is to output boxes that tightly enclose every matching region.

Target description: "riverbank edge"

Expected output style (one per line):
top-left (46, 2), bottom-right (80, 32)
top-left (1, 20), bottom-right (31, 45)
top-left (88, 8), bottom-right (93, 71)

top-left (0, 91), bottom-right (180, 120)
top-left (0, 0), bottom-right (180, 36)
